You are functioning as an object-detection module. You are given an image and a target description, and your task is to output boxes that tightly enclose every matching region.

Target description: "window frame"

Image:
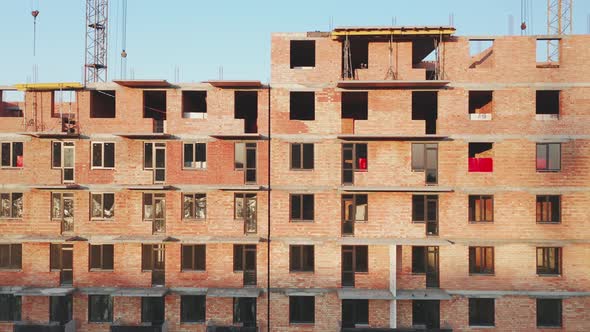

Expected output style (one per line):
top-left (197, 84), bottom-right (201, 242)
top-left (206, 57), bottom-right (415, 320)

top-left (0, 142), bottom-right (24, 168)
top-left (412, 195), bottom-right (438, 223)
top-left (469, 246), bottom-right (495, 275)
top-left (142, 193), bottom-right (166, 223)
top-left (468, 298), bottom-right (495, 327)
top-left (289, 245), bottom-right (314, 272)
top-left (141, 244), bottom-right (165, 272)
top-left (342, 299), bottom-right (369, 327)
top-left (536, 298), bottom-right (562, 328)
top-left (290, 194), bottom-right (314, 222)
top-left (468, 195), bottom-right (494, 223)
top-left (51, 141), bottom-right (75, 169)
top-left (233, 244), bottom-right (257, 272)
top-left (182, 142), bottom-right (207, 170)
top-left (342, 143), bottom-right (368, 172)
top-left (342, 245), bottom-right (369, 274)
top-left (90, 192), bottom-right (115, 220)
top-left (180, 295), bottom-right (206, 323)
top-left (536, 143), bottom-right (561, 172)
top-left (88, 294), bottom-right (113, 323)
top-left (536, 247), bottom-right (562, 276)
top-left (88, 244), bottom-right (114, 271)
top-left (90, 142), bottom-right (115, 169)
top-left (51, 192), bottom-right (74, 221)
top-left (181, 244), bottom-right (206, 272)
top-left (0, 192), bottom-right (23, 219)
top-left (342, 194), bottom-right (368, 223)
top-left (234, 142), bottom-right (257, 184)
top-left (289, 296), bottom-right (315, 324)
top-left (536, 195), bottom-right (561, 224)
top-left (0, 244), bottom-right (22, 270)
top-left (290, 143), bottom-right (314, 170)
top-left (182, 193), bottom-right (207, 221)
top-left (0, 294), bottom-right (21, 322)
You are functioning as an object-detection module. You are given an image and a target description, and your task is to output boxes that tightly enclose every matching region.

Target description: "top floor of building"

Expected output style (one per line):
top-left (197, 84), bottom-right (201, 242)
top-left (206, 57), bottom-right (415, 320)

top-left (271, 26), bottom-right (590, 85)
top-left (1, 27), bottom-right (590, 138)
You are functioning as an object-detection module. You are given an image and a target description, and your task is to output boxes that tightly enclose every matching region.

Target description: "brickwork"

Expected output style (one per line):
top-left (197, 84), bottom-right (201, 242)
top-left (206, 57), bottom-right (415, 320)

top-left (0, 28), bottom-right (588, 331)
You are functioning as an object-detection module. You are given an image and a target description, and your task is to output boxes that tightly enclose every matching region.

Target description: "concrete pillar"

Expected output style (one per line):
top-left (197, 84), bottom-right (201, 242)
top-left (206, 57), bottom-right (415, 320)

top-left (389, 244), bottom-right (397, 328)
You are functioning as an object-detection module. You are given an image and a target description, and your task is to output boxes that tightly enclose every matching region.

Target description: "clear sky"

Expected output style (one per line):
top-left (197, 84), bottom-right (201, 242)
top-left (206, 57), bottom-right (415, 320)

top-left (1, 0), bottom-right (589, 85)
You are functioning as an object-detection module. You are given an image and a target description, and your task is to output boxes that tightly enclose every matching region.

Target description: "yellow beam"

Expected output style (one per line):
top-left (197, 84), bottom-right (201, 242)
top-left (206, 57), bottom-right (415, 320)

top-left (13, 82), bottom-right (84, 91)
top-left (331, 28), bottom-right (456, 39)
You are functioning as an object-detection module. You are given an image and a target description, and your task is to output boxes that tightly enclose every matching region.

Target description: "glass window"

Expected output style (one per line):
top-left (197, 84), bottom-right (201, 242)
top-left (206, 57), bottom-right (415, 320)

top-left (289, 296), bottom-right (315, 324)
top-left (182, 193), bottom-right (206, 220)
top-left (289, 245), bottom-right (314, 272)
top-left (181, 295), bottom-right (206, 323)
top-left (469, 247), bottom-right (494, 274)
top-left (469, 298), bottom-right (494, 327)
top-left (88, 295), bottom-right (112, 322)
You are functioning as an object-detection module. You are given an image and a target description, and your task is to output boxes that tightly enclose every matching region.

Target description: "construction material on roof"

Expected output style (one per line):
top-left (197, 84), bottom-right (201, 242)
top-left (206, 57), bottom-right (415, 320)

top-left (113, 80), bottom-right (171, 88)
top-left (332, 26), bottom-right (455, 39)
top-left (14, 82), bottom-right (83, 91)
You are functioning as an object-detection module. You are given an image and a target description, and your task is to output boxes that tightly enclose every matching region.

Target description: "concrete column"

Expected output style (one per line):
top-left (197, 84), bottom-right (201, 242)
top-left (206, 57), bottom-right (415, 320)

top-left (389, 244), bottom-right (397, 328)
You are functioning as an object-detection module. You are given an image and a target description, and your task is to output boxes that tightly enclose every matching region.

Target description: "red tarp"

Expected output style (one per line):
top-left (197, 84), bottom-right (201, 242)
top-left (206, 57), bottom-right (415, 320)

top-left (468, 157), bottom-right (493, 172)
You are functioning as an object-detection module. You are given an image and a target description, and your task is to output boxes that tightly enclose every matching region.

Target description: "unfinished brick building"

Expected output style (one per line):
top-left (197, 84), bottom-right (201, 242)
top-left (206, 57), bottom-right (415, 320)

top-left (0, 26), bottom-right (589, 331)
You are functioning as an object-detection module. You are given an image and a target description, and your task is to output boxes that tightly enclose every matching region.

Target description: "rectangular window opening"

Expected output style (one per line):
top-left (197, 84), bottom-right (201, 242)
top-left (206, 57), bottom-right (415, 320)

top-left (141, 296), bottom-right (165, 324)
top-left (468, 142), bottom-right (494, 172)
top-left (412, 300), bottom-right (440, 329)
top-left (182, 91), bottom-right (207, 119)
top-left (181, 244), bottom-right (206, 271)
top-left (234, 91), bottom-right (258, 133)
top-left (536, 38), bottom-right (560, 67)
top-left (468, 40), bottom-right (494, 68)
top-left (289, 296), bottom-right (315, 324)
top-left (537, 298), bottom-right (562, 327)
top-left (468, 195), bottom-right (493, 222)
top-left (468, 91), bottom-right (493, 120)
top-left (233, 297), bottom-right (257, 327)
top-left (0, 294), bottom-right (21, 322)
top-left (341, 92), bottom-right (368, 134)
top-left (0, 90), bottom-right (24, 117)
top-left (183, 143), bottom-right (206, 169)
top-left (469, 246), bottom-right (494, 274)
top-left (469, 298), bottom-right (495, 327)
top-left (536, 143), bottom-right (561, 171)
top-left (0, 192), bottom-right (23, 219)
top-left (182, 193), bottom-right (206, 220)
top-left (412, 91), bottom-right (437, 134)
top-left (290, 91), bottom-right (315, 120)
top-left (90, 90), bottom-right (116, 118)
top-left (290, 143), bottom-right (314, 170)
top-left (342, 39), bottom-right (369, 78)
top-left (289, 245), bottom-right (314, 272)
top-left (537, 247), bottom-right (561, 275)
top-left (536, 90), bottom-right (560, 119)
top-left (0, 244), bottom-right (22, 270)
top-left (52, 90), bottom-right (77, 119)
top-left (290, 40), bottom-right (316, 68)
top-left (290, 194), bottom-right (314, 222)
top-left (88, 295), bottom-right (112, 323)
top-left (536, 195), bottom-right (560, 223)
top-left (181, 295), bottom-right (206, 323)
top-left (342, 299), bottom-right (369, 328)
top-left (91, 142), bottom-right (115, 169)
top-left (89, 244), bottom-right (114, 271)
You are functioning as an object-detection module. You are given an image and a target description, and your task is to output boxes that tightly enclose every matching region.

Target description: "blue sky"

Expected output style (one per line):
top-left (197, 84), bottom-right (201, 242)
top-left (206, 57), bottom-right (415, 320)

top-left (1, 0), bottom-right (589, 85)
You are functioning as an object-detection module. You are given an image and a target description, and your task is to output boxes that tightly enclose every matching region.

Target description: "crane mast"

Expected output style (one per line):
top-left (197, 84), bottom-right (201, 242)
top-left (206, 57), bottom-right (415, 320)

top-left (84, 0), bottom-right (109, 85)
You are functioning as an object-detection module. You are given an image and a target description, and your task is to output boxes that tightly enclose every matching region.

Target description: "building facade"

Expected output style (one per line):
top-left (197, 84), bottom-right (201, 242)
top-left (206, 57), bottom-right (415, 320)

top-left (0, 27), bottom-right (589, 331)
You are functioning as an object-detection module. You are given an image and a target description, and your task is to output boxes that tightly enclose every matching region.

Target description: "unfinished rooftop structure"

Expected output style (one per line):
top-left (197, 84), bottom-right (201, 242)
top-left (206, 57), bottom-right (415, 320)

top-left (0, 26), bottom-right (588, 331)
